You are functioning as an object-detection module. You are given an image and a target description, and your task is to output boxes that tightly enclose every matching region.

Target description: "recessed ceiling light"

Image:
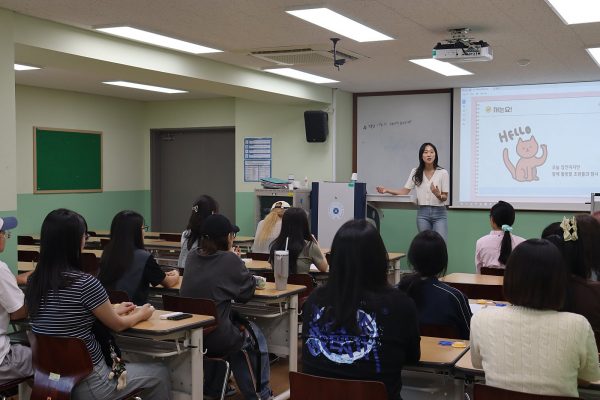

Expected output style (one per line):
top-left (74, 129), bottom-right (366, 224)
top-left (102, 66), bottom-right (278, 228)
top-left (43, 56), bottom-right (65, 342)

top-left (14, 64), bottom-right (41, 71)
top-left (103, 81), bottom-right (188, 94)
top-left (586, 47), bottom-right (600, 68)
top-left (286, 8), bottom-right (393, 42)
top-left (409, 59), bottom-right (473, 76)
top-left (264, 68), bottom-right (339, 84)
top-left (95, 26), bottom-right (222, 54)
top-left (545, 0), bottom-right (600, 24)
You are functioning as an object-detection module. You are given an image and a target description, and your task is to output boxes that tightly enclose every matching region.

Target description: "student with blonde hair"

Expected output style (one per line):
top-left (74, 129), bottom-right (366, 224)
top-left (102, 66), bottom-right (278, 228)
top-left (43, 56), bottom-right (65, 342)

top-left (251, 201), bottom-right (289, 254)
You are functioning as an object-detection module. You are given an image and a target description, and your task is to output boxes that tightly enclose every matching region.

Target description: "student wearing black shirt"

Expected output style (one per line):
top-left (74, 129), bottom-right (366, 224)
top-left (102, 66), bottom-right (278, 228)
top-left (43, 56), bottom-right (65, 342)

top-left (302, 219), bottom-right (420, 400)
top-left (98, 210), bottom-right (178, 305)
top-left (398, 230), bottom-right (472, 339)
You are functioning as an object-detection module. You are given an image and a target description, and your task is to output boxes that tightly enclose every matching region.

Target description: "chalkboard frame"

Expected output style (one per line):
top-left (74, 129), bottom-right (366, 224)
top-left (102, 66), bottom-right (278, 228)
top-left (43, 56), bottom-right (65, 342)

top-left (33, 127), bottom-right (103, 194)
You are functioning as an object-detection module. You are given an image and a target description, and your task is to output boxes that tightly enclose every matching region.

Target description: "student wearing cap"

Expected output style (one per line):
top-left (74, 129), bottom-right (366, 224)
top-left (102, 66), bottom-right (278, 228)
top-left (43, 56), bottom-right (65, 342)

top-left (251, 201), bottom-right (290, 254)
top-left (0, 216), bottom-right (33, 384)
top-left (180, 214), bottom-right (272, 400)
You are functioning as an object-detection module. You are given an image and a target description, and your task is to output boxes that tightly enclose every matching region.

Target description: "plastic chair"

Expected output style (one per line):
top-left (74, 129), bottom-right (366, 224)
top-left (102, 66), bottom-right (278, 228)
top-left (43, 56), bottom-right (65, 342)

top-left (420, 323), bottom-right (461, 340)
top-left (81, 253), bottom-right (99, 276)
top-left (480, 267), bottom-right (505, 276)
top-left (18, 250), bottom-right (39, 262)
top-left (289, 371), bottom-right (388, 400)
top-left (159, 233), bottom-right (181, 242)
top-left (473, 384), bottom-right (578, 399)
top-left (17, 236), bottom-right (35, 245)
top-left (29, 333), bottom-right (143, 400)
top-left (162, 295), bottom-right (231, 399)
top-left (0, 376), bottom-right (32, 400)
top-left (246, 252), bottom-right (270, 261)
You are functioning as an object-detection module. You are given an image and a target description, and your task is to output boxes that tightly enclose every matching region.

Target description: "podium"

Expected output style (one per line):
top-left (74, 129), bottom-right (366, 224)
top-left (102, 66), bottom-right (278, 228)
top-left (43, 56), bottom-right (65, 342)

top-left (310, 182), bottom-right (367, 248)
top-left (366, 194), bottom-right (418, 231)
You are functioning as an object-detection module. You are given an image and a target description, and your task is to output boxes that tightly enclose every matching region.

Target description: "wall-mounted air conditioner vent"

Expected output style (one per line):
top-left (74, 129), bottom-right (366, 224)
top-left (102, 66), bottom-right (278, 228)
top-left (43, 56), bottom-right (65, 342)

top-left (249, 46), bottom-right (364, 65)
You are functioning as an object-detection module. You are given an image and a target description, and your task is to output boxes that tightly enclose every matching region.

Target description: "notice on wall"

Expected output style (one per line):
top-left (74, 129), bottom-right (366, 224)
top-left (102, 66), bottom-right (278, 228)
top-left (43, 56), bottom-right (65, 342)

top-left (244, 137), bottom-right (272, 182)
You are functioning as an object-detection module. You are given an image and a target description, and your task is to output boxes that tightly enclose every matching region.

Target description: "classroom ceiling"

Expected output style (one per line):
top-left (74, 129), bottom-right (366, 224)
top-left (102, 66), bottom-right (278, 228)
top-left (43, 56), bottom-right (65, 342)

top-left (4, 0), bottom-right (600, 101)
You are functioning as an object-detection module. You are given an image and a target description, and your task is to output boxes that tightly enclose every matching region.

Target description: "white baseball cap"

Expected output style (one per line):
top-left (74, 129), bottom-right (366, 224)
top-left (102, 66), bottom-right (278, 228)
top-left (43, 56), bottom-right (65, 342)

top-left (271, 201), bottom-right (291, 210)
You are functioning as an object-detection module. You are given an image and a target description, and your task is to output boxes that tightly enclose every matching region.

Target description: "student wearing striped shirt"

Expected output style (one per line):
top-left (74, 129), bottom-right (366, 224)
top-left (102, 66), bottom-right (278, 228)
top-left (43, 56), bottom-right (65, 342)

top-left (25, 209), bottom-right (171, 400)
top-left (398, 230), bottom-right (472, 339)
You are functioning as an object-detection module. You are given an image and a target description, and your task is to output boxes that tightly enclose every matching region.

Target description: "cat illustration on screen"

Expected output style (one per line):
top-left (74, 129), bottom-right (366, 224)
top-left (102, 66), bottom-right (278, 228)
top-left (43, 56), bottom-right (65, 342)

top-left (502, 136), bottom-right (548, 182)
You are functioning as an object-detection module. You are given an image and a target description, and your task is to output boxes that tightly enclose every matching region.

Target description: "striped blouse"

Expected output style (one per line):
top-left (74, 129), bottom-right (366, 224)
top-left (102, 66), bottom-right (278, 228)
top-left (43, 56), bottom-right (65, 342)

top-left (30, 272), bottom-right (108, 366)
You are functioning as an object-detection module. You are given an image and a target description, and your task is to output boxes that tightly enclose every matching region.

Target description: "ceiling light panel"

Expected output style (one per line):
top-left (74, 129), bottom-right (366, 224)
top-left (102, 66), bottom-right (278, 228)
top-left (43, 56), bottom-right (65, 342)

top-left (545, 0), bottom-right (600, 24)
top-left (14, 64), bottom-right (41, 71)
top-left (103, 81), bottom-right (187, 94)
top-left (96, 26), bottom-right (222, 54)
top-left (264, 68), bottom-right (339, 84)
top-left (286, 8), bottom-right (393, 42)
top-left (409, 59), bottom-right (473, 76)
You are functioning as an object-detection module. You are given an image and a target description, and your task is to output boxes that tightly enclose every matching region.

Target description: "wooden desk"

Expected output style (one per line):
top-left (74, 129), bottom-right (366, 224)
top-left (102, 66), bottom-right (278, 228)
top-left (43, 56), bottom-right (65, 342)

top-left (440, 273), bottom-right (503, 286)
top-left (17, 261), bottom-right (36, 272)
top-left (18, 245), bottom-right (103, 258)
top-left (119, 309), bottom-right (214, 400)
top-left (418, 336), bottom-right (470, 368)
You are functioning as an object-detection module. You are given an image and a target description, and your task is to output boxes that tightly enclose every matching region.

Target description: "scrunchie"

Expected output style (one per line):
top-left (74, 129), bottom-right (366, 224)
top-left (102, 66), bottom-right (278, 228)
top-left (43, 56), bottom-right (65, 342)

top-left (501, 224), bottom-right (513, 232)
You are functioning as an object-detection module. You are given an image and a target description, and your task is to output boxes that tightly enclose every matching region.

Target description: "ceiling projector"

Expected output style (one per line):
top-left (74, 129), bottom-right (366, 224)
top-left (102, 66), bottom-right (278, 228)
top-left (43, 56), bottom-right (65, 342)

top-left (433, 28), bottom-right (493, 62)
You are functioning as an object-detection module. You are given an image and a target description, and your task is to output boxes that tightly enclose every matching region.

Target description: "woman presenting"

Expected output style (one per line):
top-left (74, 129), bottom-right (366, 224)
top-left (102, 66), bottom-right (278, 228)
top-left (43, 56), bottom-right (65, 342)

top-left (376, 142), bottom-right (449, 240)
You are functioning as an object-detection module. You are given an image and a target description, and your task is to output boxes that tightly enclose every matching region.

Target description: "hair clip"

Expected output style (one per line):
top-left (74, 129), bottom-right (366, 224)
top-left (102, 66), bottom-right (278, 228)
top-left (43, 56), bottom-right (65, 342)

top-left (560, 216), bottom-right (578, 242)
top-left (501, 224), bottom-right (513, 232)
top-left (192, 205), bottom-right (199, 213)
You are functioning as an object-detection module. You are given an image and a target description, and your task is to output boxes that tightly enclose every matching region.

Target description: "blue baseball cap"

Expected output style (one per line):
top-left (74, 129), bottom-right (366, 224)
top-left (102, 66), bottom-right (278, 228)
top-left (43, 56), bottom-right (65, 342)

top-left (0, 216), bottom-right (17, 231)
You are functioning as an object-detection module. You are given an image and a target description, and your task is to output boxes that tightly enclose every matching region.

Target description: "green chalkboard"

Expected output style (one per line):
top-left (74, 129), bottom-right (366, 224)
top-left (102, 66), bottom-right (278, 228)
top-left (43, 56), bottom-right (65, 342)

top-left (34, 127), bottom-right (102, 193)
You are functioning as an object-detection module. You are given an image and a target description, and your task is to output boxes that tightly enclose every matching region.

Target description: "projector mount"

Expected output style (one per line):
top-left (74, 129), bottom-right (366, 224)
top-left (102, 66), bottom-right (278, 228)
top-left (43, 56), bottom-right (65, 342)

top-left (436, 28), bottom-right (490, 53)
top-left (330, 38), bottom-right (346, 70)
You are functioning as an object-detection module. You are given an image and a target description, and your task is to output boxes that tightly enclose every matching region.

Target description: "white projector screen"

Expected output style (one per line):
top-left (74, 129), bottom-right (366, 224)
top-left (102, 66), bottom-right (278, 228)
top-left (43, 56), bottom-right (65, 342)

top-left (453, 81), bottom-right (600, 211)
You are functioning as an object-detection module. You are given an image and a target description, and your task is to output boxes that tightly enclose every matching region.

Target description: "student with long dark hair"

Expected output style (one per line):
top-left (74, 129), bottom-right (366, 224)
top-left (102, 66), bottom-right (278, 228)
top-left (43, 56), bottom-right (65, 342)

top-left (26, 209), bottom-right (171, 400)
top-left (545, 215), bottom-right (600, 345)
top-left (269, 207), bottom-right (327, 273)
top-left (470, 239), bottom-right (600, 397)
top-left (475, 201), bottom-right (525, 273)
top-left (302, 219), bottom-right (420, 400)
top-left (398, 230), bottom-right (472, 339)
top-left (99, 210), bottom-right (178, 305)
top-left (180, 214), bottom-right (272, 400)
top-left (178, 195), bottom-right (219, 268)
top-left (376, 142), bottom-right (449, 240)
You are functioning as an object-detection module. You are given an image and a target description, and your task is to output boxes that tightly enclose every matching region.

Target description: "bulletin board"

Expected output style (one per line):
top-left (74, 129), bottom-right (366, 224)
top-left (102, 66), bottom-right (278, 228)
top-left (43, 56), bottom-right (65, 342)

top-left (34, 127), bottom-right (103, 193)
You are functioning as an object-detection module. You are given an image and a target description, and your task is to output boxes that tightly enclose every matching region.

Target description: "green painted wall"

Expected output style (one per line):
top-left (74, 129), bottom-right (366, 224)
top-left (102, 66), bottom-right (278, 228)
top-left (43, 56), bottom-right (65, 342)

top-left (380, 208), bottom-right (570, 273)
top-left (0, 210), bottom-right (18, 272)
top-left (236, 192), bottom-right (256, 236)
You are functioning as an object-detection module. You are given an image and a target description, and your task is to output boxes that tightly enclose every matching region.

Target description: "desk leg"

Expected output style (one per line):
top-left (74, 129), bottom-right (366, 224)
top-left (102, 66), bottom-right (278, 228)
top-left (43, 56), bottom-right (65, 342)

top-left (289, 294), bottom-right (298, 372)
top-left (191, 328), bottom-right (203, 400)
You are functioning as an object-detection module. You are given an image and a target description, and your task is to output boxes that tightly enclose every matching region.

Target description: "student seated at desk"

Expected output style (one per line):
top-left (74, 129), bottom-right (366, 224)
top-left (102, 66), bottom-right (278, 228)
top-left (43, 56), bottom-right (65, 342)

top-left (178, 195), bottom-right (219, 269)
top-left (269, 207), bottom-right (328, 273)
top-left (302, 219), bottom-right (420, 400)
top-left (98, 210), bottom-right (179, 305)
top-left (26, 209), bottom-right (171, 400)
top-left (251, 201), bottom-right (289, 254)
top-left (0, 216), bottom-right (33, 384)
top-left (544, 215), bottom-right (600, 345)
top-left (180, 214), bottom-right (272, 400)
top-left (475, 201), bottom-right (525, 274)
top-left (470, 238), bottom-right (600, 397)
top-left (398, 230), bottom-right (472, 339)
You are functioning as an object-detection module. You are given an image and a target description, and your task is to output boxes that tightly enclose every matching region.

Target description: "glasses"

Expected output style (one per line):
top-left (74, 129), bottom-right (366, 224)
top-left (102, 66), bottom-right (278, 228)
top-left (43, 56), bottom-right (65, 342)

top-left (0, 231), bottom-right (11, 239)
top-left (232, 232), bottom-right (237, 238)
top-left (142, 225), bottom-right (149, 232)
top-left (84, 232), bottom-right (90, 241)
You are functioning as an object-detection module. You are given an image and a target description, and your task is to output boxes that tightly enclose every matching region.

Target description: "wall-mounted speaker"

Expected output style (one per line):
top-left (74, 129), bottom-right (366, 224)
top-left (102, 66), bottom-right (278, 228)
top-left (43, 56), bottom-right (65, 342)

top-left (304, 111), bottom-right (328, 142)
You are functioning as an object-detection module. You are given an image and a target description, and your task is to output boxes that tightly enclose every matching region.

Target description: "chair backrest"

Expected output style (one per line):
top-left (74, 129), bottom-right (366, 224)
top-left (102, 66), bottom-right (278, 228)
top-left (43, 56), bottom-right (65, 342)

top-left (444, 282), bottom-right (505, 301)
top-left (419, 323), bottom-right (461, 340)
top-left (18, 250), bottom-right (39, 262)
top-left (29, 333), bottom-right (93, 400)
top-left (289, 372), bottom-right (388, 400)
top-left (80, 253), bottom-right (99, 276)
top-left (480, 267), bottom-right (505, 276)
top-left (99, 238), bottom-right (110, 249)
top-left (247, 252), bottom-right (270, 261)
top-left (0, 376), bottom-right (33, 394)
top-left (107, 289), bottom-right (131, 304)
top-left (288, 273), bottom-right (315, 309)
top-left (473, 384), bottom-right (578, 399)
top-left (17, 235), bottom-right (36, 245)
top-left (162, 294), bottom-right (218, 334)
top-left (159, 233), bottom-right (181, 242)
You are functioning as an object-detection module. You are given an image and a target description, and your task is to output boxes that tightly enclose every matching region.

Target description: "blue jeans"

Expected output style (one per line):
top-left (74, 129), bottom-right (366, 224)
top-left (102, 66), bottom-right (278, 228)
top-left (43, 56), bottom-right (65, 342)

top-left (205, 321), bottom-right (272, 400)
top-left (72, 361), bottom-right (171, 400)
top-left (416, 206), bottom-right (448, 241)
